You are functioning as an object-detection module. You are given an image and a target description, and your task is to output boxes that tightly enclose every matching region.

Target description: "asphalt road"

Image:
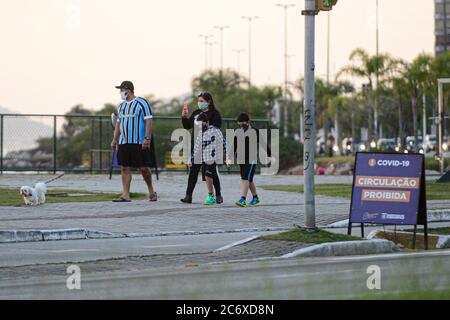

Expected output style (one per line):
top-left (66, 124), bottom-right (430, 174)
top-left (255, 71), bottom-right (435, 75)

top-left (0, 231), bottom-right (278, 267)
top-left (2, 249), bottom-right (450, 299)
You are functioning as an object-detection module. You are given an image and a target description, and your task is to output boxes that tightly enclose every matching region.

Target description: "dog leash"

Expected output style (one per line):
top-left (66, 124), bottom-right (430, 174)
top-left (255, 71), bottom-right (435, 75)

top-left (45, 174), bottom-right (65, 185)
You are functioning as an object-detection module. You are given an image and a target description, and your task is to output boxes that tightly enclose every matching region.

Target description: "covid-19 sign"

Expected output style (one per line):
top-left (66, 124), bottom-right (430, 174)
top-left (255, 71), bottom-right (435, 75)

top-left (349, 152), bottom-right (427, 226)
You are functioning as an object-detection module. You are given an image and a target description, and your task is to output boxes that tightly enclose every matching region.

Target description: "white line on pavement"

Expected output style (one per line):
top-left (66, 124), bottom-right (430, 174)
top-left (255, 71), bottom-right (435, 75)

top-left (141, 244), bottom-right (189, 249)
top-left (47, 249), bottom-right (101, 253)
top-left (214, 235), bottom-right (260, 252)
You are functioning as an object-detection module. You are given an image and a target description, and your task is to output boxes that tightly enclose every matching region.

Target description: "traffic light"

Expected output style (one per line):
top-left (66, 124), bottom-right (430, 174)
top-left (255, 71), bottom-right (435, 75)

top-left (316, 0), bottom-right (338, 11)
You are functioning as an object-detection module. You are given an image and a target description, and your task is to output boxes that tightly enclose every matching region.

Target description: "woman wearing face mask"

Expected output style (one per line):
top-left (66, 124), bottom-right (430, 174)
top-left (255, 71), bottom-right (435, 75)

top-left (181, 92), bottom-right (223, 204)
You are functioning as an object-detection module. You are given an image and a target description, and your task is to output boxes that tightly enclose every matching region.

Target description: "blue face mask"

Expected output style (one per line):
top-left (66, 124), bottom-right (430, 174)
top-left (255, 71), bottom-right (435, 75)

top-left (120, 91), bottom-right (128, 101)
top-left (198, 102), bottom-right (209, 110)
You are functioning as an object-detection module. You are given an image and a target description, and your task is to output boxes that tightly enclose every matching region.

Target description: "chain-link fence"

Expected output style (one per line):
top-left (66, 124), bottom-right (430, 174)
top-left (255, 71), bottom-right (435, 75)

top-left (0, 114), bottom-right (270, 173)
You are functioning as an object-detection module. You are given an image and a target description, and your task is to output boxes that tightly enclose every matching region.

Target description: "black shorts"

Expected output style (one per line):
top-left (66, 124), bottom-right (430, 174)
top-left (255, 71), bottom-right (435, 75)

top-left (240, 163), bottom-right (256, 182)
top-left (202, 163), bottom-right (218, 179)
top-left (117, 144), bottom-right (151, 168)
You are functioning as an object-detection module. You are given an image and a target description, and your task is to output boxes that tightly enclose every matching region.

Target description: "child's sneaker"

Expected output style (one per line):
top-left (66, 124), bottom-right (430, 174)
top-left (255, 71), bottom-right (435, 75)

top-left (235, 197), bottom-right (247, 207)
top-left (248, 197), bottom-right (260, 206)
top-left (216, 195), bottom-right (224, 204)
top-left (203, 194), bottom-right (216, 205)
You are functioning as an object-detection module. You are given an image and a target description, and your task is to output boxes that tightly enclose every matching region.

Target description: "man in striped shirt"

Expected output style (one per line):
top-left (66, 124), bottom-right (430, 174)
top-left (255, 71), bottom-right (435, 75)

top-left (111, 81), bottom-right (157, 202)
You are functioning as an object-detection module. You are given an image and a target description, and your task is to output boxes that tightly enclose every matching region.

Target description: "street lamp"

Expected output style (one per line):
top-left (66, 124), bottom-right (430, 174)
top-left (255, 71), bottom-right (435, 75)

top-left (241, 16), bottom-right (259, 84)
top-left (233, 49), bottom-right (245, 74)
top-left (199, 34), bottom-right (214, 70)
top-left (374, 0), bottom-right (380, 139)
top-left (276, 3), bottom-right (295, 138)
top-left (207, 41), bottom-right (218, 70)
top-left (214, 25), bottom-right (230, 71)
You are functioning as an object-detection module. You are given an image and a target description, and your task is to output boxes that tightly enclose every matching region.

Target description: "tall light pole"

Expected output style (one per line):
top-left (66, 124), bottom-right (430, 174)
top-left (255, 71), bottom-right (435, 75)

top-left (326, 11), bottom-right (331, 84)
top-left (302, 0), bottom-right (317, 230)
top-left (207, 41), bottom-right (218, 70)
top-left (287, 54), bottom-right (296, 83)
top-left (214, 25), bottom-right (230, 71)
top-left (200, 34), bottom-right (214, 70)
top-left (374, 0), bottom-right (380, 139)
top-left (241, 16), bottom-right (259, 84)
top-left (277, 3), bottom-right (295, 138)
top-left (233, 49), bottom-right (245, 74)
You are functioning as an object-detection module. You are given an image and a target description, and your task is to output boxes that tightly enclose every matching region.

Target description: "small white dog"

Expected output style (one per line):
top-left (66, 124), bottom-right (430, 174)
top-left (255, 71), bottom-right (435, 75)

top-left (20, 182), bottom-right (47, 206)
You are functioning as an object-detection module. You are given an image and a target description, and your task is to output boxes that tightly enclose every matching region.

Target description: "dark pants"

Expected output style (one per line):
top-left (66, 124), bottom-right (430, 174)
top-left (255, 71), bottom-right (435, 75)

top-left (186, 163), bottom-right (221, 197)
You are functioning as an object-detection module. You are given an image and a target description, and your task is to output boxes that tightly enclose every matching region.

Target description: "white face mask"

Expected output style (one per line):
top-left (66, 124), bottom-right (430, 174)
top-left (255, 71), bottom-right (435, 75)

top-left (120, 91), bottom-right (128, 101)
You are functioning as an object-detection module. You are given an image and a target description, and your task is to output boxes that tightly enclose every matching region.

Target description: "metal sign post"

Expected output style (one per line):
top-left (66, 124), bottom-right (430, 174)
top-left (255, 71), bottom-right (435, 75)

top-left (302, 0), bottom-right (318, 230)
top-left (438, 78), bottom-right (450, 174)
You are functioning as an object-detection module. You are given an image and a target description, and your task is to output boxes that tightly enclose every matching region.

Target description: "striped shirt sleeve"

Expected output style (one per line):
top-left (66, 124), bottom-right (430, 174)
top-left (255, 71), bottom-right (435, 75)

top-left (138, 98), bottom-right (153, 120)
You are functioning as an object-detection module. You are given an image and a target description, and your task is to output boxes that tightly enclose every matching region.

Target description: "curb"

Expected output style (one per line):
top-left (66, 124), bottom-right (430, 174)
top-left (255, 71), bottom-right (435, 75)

top-left (367, 229), bottom-right (450, 249)
top-left (280, 239), bottom-right (399, 258)
top-left (123, 227), bottom-right (290, 239)
top-left (0, 227), bottom-right (290, 244)
top-left (0, 229), bottom-right (125, 244)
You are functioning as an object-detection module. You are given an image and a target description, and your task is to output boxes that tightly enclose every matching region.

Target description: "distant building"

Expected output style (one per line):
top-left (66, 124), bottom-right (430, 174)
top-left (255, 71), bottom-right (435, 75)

top-left (436, 0), bottom-right (450, 54)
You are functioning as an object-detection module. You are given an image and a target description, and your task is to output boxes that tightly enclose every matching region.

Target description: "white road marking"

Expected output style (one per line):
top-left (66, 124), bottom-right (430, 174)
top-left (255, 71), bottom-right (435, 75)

top-left (214, 235), bottom-right (260, 252)
top-left (47, 249), bottom-right (101, 253)
top-left (141, 244), bottom-right (188, 249)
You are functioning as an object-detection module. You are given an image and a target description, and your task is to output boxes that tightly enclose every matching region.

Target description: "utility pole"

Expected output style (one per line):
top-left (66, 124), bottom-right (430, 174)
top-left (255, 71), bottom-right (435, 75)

top-left (207, 41), bottom-right (218, 70)
top-left (423, 94), bottom-right (427, 152)
top-left (200, 34), bottom-right (214, 70)
top-left (277, 3), bottom-right (295, 138)
top-left (214, 25), bottom-right (230, 71)
top-left (374, 0), bottom-right (379, 140)
top-left (327, 11), bottom-right (331, 84)
top-left (302, 0), bottom-right (317, 230)
top-left (233, 49), bottom-right (245, 74)
top-left (242, 16), bottom-right (259, 84)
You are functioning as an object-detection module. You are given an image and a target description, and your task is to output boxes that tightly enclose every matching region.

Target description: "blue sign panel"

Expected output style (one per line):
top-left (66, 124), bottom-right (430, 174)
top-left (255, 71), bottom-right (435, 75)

top-left (349, 152), bottom-right (426, 225)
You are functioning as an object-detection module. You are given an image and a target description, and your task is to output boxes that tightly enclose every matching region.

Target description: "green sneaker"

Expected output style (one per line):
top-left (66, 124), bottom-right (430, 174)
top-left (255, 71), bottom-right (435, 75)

top-left (248, 197), bottom-right (260, 206)
top-left (235, 198), bottom-right (247, 207)
top-left (203, 194), bottom-right (216, 205)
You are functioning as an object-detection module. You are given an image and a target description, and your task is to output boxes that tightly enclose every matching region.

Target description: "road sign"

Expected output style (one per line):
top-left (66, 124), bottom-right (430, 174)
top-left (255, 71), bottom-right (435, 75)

top-left (348, 152), bottom-right (428, 248)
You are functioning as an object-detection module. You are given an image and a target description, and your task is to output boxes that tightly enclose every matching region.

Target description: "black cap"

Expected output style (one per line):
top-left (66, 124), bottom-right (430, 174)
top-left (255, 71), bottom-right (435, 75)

top-left (237, 112), bottom-right (250, 122)
top-left (115, 81), bottom-right (134, 92)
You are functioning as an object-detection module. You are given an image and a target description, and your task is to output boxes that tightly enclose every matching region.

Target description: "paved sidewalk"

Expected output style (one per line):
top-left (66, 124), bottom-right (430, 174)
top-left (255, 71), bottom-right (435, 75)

top-left (0, 173), bottom-right (448, 235)
top-left (0, 174), bottom-right (350, 234)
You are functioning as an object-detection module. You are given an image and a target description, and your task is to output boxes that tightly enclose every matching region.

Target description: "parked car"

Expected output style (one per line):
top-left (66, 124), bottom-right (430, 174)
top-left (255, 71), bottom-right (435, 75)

top-left (377, 138), bottom-right (396, 152)
top-left (405, 136), bottom-right (424, 153)
top-left (341, 137), bottom-right (353, 155)
top-left (425, 134), bottom-right (437, 152)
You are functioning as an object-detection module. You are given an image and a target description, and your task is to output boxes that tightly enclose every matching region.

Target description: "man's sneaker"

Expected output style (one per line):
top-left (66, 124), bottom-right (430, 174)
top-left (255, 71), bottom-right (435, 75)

top-left (180, 195), bottom-right (193, 204)
top-left (235, 198), bottom-right (247, 207)
top-left (216, 195), bottom-right (224, 204)
top-left (203, 195), bottom-right (216, 206)
top-left (248, 197), bottom-right (260, 206)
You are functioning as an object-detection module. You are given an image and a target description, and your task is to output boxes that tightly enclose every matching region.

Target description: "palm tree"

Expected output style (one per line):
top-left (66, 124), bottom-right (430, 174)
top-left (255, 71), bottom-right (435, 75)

top-left (261, 85), bottom-right (283, 122)
top-left (398, 54), bottom-right (433, 151)
top-left (336, 48), bottom-right (397, 139)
